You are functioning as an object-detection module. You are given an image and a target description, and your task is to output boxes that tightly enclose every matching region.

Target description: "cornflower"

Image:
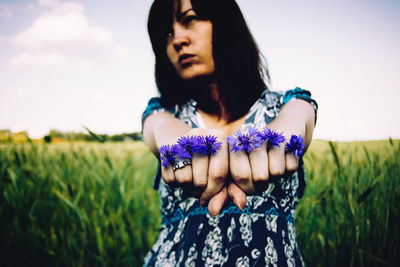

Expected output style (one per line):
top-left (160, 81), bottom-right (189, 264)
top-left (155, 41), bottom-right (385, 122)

top-left (159, 144), bottom-right (178, 168)
top-left (286, 134), bottom-right (304, 158)
top-left (227, 126), bottom-right (262, 153)
top-left (257, 128), bottom-right (285, 149)
top-left (176, 135), bottom-right (198, 159)
top-left (195, 135), bottom-right (222, 156)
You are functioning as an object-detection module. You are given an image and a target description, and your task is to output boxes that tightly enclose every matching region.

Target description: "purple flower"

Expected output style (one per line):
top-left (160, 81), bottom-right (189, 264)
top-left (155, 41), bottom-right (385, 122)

top-left (195, 135), bottom-right (222, 156)
top-left (176, 135), bottom-right (198, 159)
top-left (257, 128), bottom-right (285, 149)
top-left (285, 134), bottom-right (304, 158)
top-left (159, 144), bottom-right (178, 168)
top-left (227, 126), bottom-right (263, 153)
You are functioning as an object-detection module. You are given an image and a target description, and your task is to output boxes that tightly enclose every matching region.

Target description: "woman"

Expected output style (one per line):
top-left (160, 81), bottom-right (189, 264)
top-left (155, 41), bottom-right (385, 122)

top-left (142, 0), bottom-right (317, 266)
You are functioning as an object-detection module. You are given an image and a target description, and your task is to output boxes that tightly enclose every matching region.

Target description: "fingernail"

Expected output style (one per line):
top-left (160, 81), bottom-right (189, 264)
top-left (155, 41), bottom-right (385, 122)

top-left (234, 197), bottom-right (243, 210)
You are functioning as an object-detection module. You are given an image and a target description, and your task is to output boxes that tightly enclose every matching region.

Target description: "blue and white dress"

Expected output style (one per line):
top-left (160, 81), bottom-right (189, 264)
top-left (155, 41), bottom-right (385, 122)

top-left (142, 88), bottom-right (317, 267)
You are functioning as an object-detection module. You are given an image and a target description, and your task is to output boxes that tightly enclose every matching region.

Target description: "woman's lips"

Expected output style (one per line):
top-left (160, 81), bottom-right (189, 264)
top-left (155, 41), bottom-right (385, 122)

top-left (179, 54), bottom-right (195, 66)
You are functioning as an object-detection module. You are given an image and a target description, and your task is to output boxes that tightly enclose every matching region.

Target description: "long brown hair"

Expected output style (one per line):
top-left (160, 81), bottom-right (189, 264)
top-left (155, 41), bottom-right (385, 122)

top-left (148, 0), bottom-right (270, 121)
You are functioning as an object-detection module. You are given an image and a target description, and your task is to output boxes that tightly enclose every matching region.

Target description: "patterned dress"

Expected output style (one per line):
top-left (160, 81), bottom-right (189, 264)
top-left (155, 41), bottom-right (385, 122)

top-left (142, 88), bottom-right (316, 267)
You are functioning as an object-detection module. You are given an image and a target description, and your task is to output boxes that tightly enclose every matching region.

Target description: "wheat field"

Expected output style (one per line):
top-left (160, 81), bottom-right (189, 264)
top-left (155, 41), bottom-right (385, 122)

top-left (0, 139), bottom-right (399, 266)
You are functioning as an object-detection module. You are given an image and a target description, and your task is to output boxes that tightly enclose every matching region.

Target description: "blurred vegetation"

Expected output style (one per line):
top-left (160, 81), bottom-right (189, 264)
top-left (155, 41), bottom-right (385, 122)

top-left (0, 129), bottom-right (142, 144)
top-left (0, 139), bottom-right (399, 266)
top-left (297, 139), bottom-right (400, 266)
top-left (0, 142), bottom-right (159, 266)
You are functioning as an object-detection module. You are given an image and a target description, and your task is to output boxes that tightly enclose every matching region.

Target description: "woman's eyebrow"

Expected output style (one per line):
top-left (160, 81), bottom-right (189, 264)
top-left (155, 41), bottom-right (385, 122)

top-left (176, 8), bottom-right (194, 21)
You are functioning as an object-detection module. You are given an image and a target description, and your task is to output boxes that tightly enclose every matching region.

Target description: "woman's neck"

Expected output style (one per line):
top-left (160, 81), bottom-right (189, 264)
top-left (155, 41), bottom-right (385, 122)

top-left (203, 80), bottom-right (230, 121)
top-left (197, 80), bottom-right (247, 135)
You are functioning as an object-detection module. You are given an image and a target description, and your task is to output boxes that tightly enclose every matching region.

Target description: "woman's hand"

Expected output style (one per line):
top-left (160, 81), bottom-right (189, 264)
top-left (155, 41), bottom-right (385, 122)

top-left (229, 98), bottom-right (316, 194)
top-left (142, 98), bottom-right (315, 215)
top-left (160, 128), bottom-right (250, 216)
top-left (161, 128), bottom-right (228, 201)
top-left (143, 112), bottom-right (247, 214)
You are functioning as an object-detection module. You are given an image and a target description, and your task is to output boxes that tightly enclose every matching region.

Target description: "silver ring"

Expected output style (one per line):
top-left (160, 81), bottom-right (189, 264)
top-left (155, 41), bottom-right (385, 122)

top-left (173, 158), bottom-right (191, 171)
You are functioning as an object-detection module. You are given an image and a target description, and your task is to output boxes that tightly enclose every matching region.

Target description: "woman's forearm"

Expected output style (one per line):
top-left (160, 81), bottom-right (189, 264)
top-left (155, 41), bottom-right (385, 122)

top-left (272, 98), bottom-right (316, 151)
top-left (142, 111), bottom-right (192, 156)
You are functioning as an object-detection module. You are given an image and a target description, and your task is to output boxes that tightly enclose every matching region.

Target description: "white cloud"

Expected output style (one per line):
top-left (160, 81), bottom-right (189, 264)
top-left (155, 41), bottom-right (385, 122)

top-left (9, 52), bottom-right (66, 67)
top-left (14, 4), bottom-right (111, 48)
top-left (0, 4), bottom-right (12, 19)
top-left (8, 1), bottom-right (130, 68)
top-left (9, 52), bottom-right (91, 69)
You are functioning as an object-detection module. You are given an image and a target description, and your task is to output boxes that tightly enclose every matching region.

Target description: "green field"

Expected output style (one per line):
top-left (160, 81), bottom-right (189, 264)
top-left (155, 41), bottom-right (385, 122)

top-left (1, 139), bottom-right (399, 266)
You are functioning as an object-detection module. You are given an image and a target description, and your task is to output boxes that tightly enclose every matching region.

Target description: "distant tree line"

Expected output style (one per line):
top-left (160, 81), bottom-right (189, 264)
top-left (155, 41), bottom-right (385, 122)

top-left (0, 130), bottom-right (31, 143)
top-left (0, 129), bottom-right (142, 143)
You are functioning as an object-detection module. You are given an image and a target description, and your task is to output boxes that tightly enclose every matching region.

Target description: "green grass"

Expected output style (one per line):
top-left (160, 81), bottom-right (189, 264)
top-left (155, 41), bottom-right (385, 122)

top-left (0, 140), bottom-right (399, 266)
top-left (0, 142), bottom-right (160, 266)
top-left (298, 139), bottom-right (400, 266)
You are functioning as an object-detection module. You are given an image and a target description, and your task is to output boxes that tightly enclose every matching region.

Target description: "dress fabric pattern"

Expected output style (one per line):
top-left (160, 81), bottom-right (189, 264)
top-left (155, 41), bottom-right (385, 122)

top-left (143, 90), bottom-right (307, 267)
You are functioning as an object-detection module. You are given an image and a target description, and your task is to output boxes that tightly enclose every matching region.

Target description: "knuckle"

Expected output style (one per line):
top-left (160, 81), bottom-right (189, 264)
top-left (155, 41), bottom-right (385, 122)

top-left (176, 176), bottom-right (191, 184)
top-left (234, 176), bottom-right (250, 185)
top-left (209, 174), bottom-right (225, 186)
top-left (193, 176), bottom-right (207, 188)
top-left (208, 170), bottom-right (226, 182)
top-left (161, 171), bottom-right (173, 184)
top-left (175, 169), bottom-right (192, 184)
top-left (270, 167), bottom-right (285, 177)
top-left (162, 173), bottom-right (174, 184)
top-left (231, 169), bottom-right (251, 181)
top-left (252, 173), bottom-right (268, 182)
top-left (286, 162), bottom-right (298, 173)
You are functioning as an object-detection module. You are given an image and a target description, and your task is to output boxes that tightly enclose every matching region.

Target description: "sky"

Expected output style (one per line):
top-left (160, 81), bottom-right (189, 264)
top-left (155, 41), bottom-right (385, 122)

top-left (0, 0), bottom-right (399, 141)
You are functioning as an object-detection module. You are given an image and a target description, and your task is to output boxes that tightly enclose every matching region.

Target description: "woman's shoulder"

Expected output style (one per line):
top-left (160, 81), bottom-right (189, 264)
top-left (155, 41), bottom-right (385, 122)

top-left (281, 87), bottom-right (318, 110)
top-left (259, 89), bottom-right (284, 105)
top-left (260, 87), bottom-right (317, 110)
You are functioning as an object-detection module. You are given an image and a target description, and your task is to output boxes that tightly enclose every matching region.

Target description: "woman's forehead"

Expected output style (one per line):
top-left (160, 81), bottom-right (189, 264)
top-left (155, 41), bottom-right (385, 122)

top-left (174, 0), bottom-right (193, 17)
top-left (179, 0), bottom-right (192, 12)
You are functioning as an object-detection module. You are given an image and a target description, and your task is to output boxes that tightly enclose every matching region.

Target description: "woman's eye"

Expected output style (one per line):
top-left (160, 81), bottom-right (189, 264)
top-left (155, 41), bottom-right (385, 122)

top-left (166, 28), bottom-right (174, 40)
top-left (182, 16), bottom-right (197, 26)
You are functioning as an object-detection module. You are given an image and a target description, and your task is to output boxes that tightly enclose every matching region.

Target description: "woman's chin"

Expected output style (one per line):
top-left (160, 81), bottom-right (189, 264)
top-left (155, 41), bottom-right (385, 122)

top-left (178, 66), bottom-right (215, 81)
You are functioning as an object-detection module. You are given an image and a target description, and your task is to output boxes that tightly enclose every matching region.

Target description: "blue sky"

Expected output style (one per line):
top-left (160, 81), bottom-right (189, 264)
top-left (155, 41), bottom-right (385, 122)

top-left (0, 0), bottom-right (399, 141)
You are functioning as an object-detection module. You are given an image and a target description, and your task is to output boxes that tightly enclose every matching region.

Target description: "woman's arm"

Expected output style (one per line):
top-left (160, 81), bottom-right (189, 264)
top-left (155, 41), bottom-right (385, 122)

top-left (267, 97), bottom-right (316, 176)
top-left (142, 111), bottom-right (191, 157)
top-left (142, 96), bottom-right (317, 213)
top-left (142, 110), bottom-right (233, 215)
top-left (229, 97), bottom-right (316, 194)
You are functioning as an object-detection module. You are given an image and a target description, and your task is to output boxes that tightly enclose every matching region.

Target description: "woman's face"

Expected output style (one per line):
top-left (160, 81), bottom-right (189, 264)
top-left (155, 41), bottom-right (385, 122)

top-left (166, 0), bottom-right (215, 80)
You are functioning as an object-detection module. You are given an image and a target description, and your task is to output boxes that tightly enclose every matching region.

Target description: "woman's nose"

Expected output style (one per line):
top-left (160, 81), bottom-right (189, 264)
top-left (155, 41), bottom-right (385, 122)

top-left (172, 26), bottom-right (190, 52)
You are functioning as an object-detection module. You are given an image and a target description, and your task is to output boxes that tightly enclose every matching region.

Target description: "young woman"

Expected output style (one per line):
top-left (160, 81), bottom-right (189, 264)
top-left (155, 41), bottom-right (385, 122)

top-left (142, 0), bottom-right (317, 265)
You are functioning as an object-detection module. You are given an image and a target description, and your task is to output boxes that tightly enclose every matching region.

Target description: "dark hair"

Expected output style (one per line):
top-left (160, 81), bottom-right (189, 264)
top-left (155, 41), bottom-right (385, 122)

top-left (148, 0), bottom-right (270, 121)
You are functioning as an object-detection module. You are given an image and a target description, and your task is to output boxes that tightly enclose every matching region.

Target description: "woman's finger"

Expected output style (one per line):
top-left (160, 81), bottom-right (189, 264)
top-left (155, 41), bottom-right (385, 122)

top-left (161, 165), bottom-right (176, 185)
top-left (172, 128), bottom-right (206, 188)
top-left (208, 186), bottom-right (228, 216)
top-left (192, 152), bottom-right (209, 196)
top-left (249, 142), bottom-right (269, 191)
top-left (227, 182), bottom-right (247, 210)
top-left (174, 165), bottom-right (193, 187)
top-left (229, 148), bottom-right (255, 194)
top-left (199, 130), bottom-right (228, 206)
top-left (268, 141), bottom-right (286, 178)
top-left (285, 152), bottom-right (299, 175)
